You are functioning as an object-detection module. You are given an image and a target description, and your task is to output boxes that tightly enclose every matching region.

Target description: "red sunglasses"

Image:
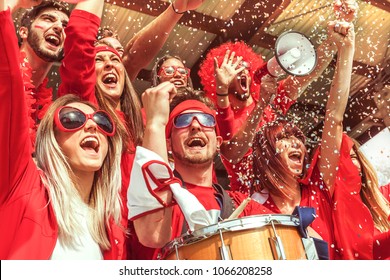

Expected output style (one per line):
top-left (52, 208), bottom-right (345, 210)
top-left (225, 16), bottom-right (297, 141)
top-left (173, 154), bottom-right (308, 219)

top-left (158, 65), bottom-right (190, 77)
top-left (54, 106), bottom-right (116, 136)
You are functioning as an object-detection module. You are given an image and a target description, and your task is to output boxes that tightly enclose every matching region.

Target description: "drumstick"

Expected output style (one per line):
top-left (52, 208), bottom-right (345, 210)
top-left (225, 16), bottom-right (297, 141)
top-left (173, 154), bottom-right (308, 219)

top-left (226, 197), bottom-right (251, 220)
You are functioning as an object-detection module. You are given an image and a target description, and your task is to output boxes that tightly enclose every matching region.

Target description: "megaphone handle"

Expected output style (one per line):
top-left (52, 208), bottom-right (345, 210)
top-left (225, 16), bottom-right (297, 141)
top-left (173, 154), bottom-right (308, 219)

top-left (254, 62), bottom-right (277, 84)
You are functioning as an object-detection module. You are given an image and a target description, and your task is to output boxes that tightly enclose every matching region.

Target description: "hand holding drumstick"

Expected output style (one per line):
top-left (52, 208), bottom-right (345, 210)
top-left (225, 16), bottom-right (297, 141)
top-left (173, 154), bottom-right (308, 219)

top-left (226, 197), bottom-right (251, 220)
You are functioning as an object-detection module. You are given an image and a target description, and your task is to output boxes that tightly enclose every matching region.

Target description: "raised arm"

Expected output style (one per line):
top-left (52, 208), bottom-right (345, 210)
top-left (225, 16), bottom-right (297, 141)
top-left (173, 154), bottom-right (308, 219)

top-left (282, 0), bottom-right (358, 101)
top-left (8, 0), bottom-right (42, 13)
top-left (318, 21), bottom-right (355, 195)
top-left (141, 81), bottom-right (176, 162)
top-left (122, 0), bottom-right (205, 81)
top-left (71, 0), bottom-right (102, 15)
top-left (9, 1), bottom-right (89, 13)
top-left (333, 0), bottom-right (359, 23)
top-left (0, 3), bottom-right (33, 202)
top-left (212, 50), bottom-right (245, 139)
top-left (57, 0), bottom-right (104, 103)
top-left (220, 74), bottom-right (277, 164)
top-left (132, 81), bottom-right (177, 248)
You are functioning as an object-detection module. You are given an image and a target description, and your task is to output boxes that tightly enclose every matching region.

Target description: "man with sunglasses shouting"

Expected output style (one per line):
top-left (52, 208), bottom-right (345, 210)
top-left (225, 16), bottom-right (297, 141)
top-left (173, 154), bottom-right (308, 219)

top-left (126, 82), bottom-right (273, 260)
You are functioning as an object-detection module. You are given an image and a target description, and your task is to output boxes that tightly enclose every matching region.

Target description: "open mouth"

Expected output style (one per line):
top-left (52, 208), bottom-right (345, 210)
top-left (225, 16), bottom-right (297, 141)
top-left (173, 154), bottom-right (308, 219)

top-left (80, 136), bottom-right (100, 153)
top-left (102, 73), bottom-right (118, 86)
top-left (288, 150), bottom-right (302, 164)
top-left (171, 79), bottom-right (185, 87)
top-left (239, 74), bottom-right (248, 91)
top-left (187, 137), bottom-right (206, 148)
top-left (45, 34), bottom-right (60, 47)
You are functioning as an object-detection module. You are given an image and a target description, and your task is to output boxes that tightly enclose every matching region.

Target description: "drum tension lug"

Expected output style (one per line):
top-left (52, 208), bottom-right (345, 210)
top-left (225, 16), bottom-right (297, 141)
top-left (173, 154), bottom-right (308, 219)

top-left (173, 241), bottom-right (181, 260)
top-left (269, 220), bottom-right (287, 260)
top-left (218, 228), bottom-right (232, 260)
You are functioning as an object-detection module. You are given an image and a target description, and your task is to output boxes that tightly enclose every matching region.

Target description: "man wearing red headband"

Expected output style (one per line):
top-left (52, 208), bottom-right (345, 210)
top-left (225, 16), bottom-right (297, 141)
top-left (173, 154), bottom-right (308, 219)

top-left (126, 83), bottom-right (273, 259)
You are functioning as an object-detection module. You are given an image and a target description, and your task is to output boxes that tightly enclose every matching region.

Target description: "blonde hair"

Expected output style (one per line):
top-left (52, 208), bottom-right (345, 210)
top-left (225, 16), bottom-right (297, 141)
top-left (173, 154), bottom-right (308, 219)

top-left (351, 138), bottom-right (390, 232)
top-left (35, 94), bottom-right (123, 249)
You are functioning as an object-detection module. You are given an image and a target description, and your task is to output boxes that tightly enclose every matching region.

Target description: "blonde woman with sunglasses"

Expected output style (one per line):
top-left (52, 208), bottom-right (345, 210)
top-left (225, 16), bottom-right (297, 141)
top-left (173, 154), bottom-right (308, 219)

top-left (0, 1), bottom-right (125, 260)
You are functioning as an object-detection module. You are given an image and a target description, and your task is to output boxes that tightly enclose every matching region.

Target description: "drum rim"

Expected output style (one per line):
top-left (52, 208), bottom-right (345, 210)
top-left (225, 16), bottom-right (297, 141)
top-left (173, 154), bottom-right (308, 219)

top-left (161, 214), bottom-right (300, 257)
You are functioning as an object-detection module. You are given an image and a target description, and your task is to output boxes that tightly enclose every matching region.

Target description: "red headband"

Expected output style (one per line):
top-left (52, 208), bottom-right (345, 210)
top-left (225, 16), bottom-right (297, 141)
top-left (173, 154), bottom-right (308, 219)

top-left (95, 45), bottom-right (122, 60)
top-left (166, 100), bottom-right (220, 137)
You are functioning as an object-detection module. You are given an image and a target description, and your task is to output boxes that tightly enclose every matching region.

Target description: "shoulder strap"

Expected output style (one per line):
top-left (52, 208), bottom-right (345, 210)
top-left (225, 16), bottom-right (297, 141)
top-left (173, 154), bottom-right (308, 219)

top-left (292, 206), bottom-right (329, 260)
top-left (292, 206), bottom-right (315, 238)
top-left (212, 183), bottom-right (235, 220)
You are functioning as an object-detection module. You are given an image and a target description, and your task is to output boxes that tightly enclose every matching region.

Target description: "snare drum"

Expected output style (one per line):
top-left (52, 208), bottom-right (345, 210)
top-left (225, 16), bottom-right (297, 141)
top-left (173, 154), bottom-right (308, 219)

top-left (161, 214), bottom-right (315, 260)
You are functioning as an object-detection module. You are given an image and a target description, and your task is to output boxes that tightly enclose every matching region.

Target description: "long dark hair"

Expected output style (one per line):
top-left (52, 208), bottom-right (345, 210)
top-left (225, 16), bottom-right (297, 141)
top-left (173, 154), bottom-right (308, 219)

top-left (94, 41), bottom-right (144, 151)
top-left (151, 54), bottom-right (194, 88)
top-left (252, 119), bottom-right (309, 198)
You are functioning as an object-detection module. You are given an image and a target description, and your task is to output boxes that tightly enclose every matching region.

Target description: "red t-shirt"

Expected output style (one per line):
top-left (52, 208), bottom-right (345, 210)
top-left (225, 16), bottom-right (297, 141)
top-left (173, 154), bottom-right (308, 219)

top-left (374, 182), bottom-right (390, 260)
top-left (253, 157), bottom-right (338, 259)
top-left (332, 134), bottom-right (390, 260)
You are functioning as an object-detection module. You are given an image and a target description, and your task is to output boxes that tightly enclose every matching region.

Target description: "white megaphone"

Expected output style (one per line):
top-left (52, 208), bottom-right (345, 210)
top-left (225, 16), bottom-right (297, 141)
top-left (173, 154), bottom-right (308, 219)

top-left (254, 31), bottom-right (317, 82)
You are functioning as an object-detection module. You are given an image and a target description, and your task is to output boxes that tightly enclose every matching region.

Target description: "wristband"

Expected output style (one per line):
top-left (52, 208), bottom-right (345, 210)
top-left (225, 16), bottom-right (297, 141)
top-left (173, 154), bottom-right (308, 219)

top-left (172, 2), bottom-right (185, 14)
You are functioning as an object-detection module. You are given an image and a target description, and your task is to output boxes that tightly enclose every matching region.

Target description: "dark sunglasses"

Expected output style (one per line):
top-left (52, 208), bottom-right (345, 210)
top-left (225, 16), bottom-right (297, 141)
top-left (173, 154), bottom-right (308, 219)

top-left (174, 112), bottom-right (216, 129)
top-left (158, 66), bottom-right (190, 77)
top-left (54, 106), bottom-right (116, 136)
